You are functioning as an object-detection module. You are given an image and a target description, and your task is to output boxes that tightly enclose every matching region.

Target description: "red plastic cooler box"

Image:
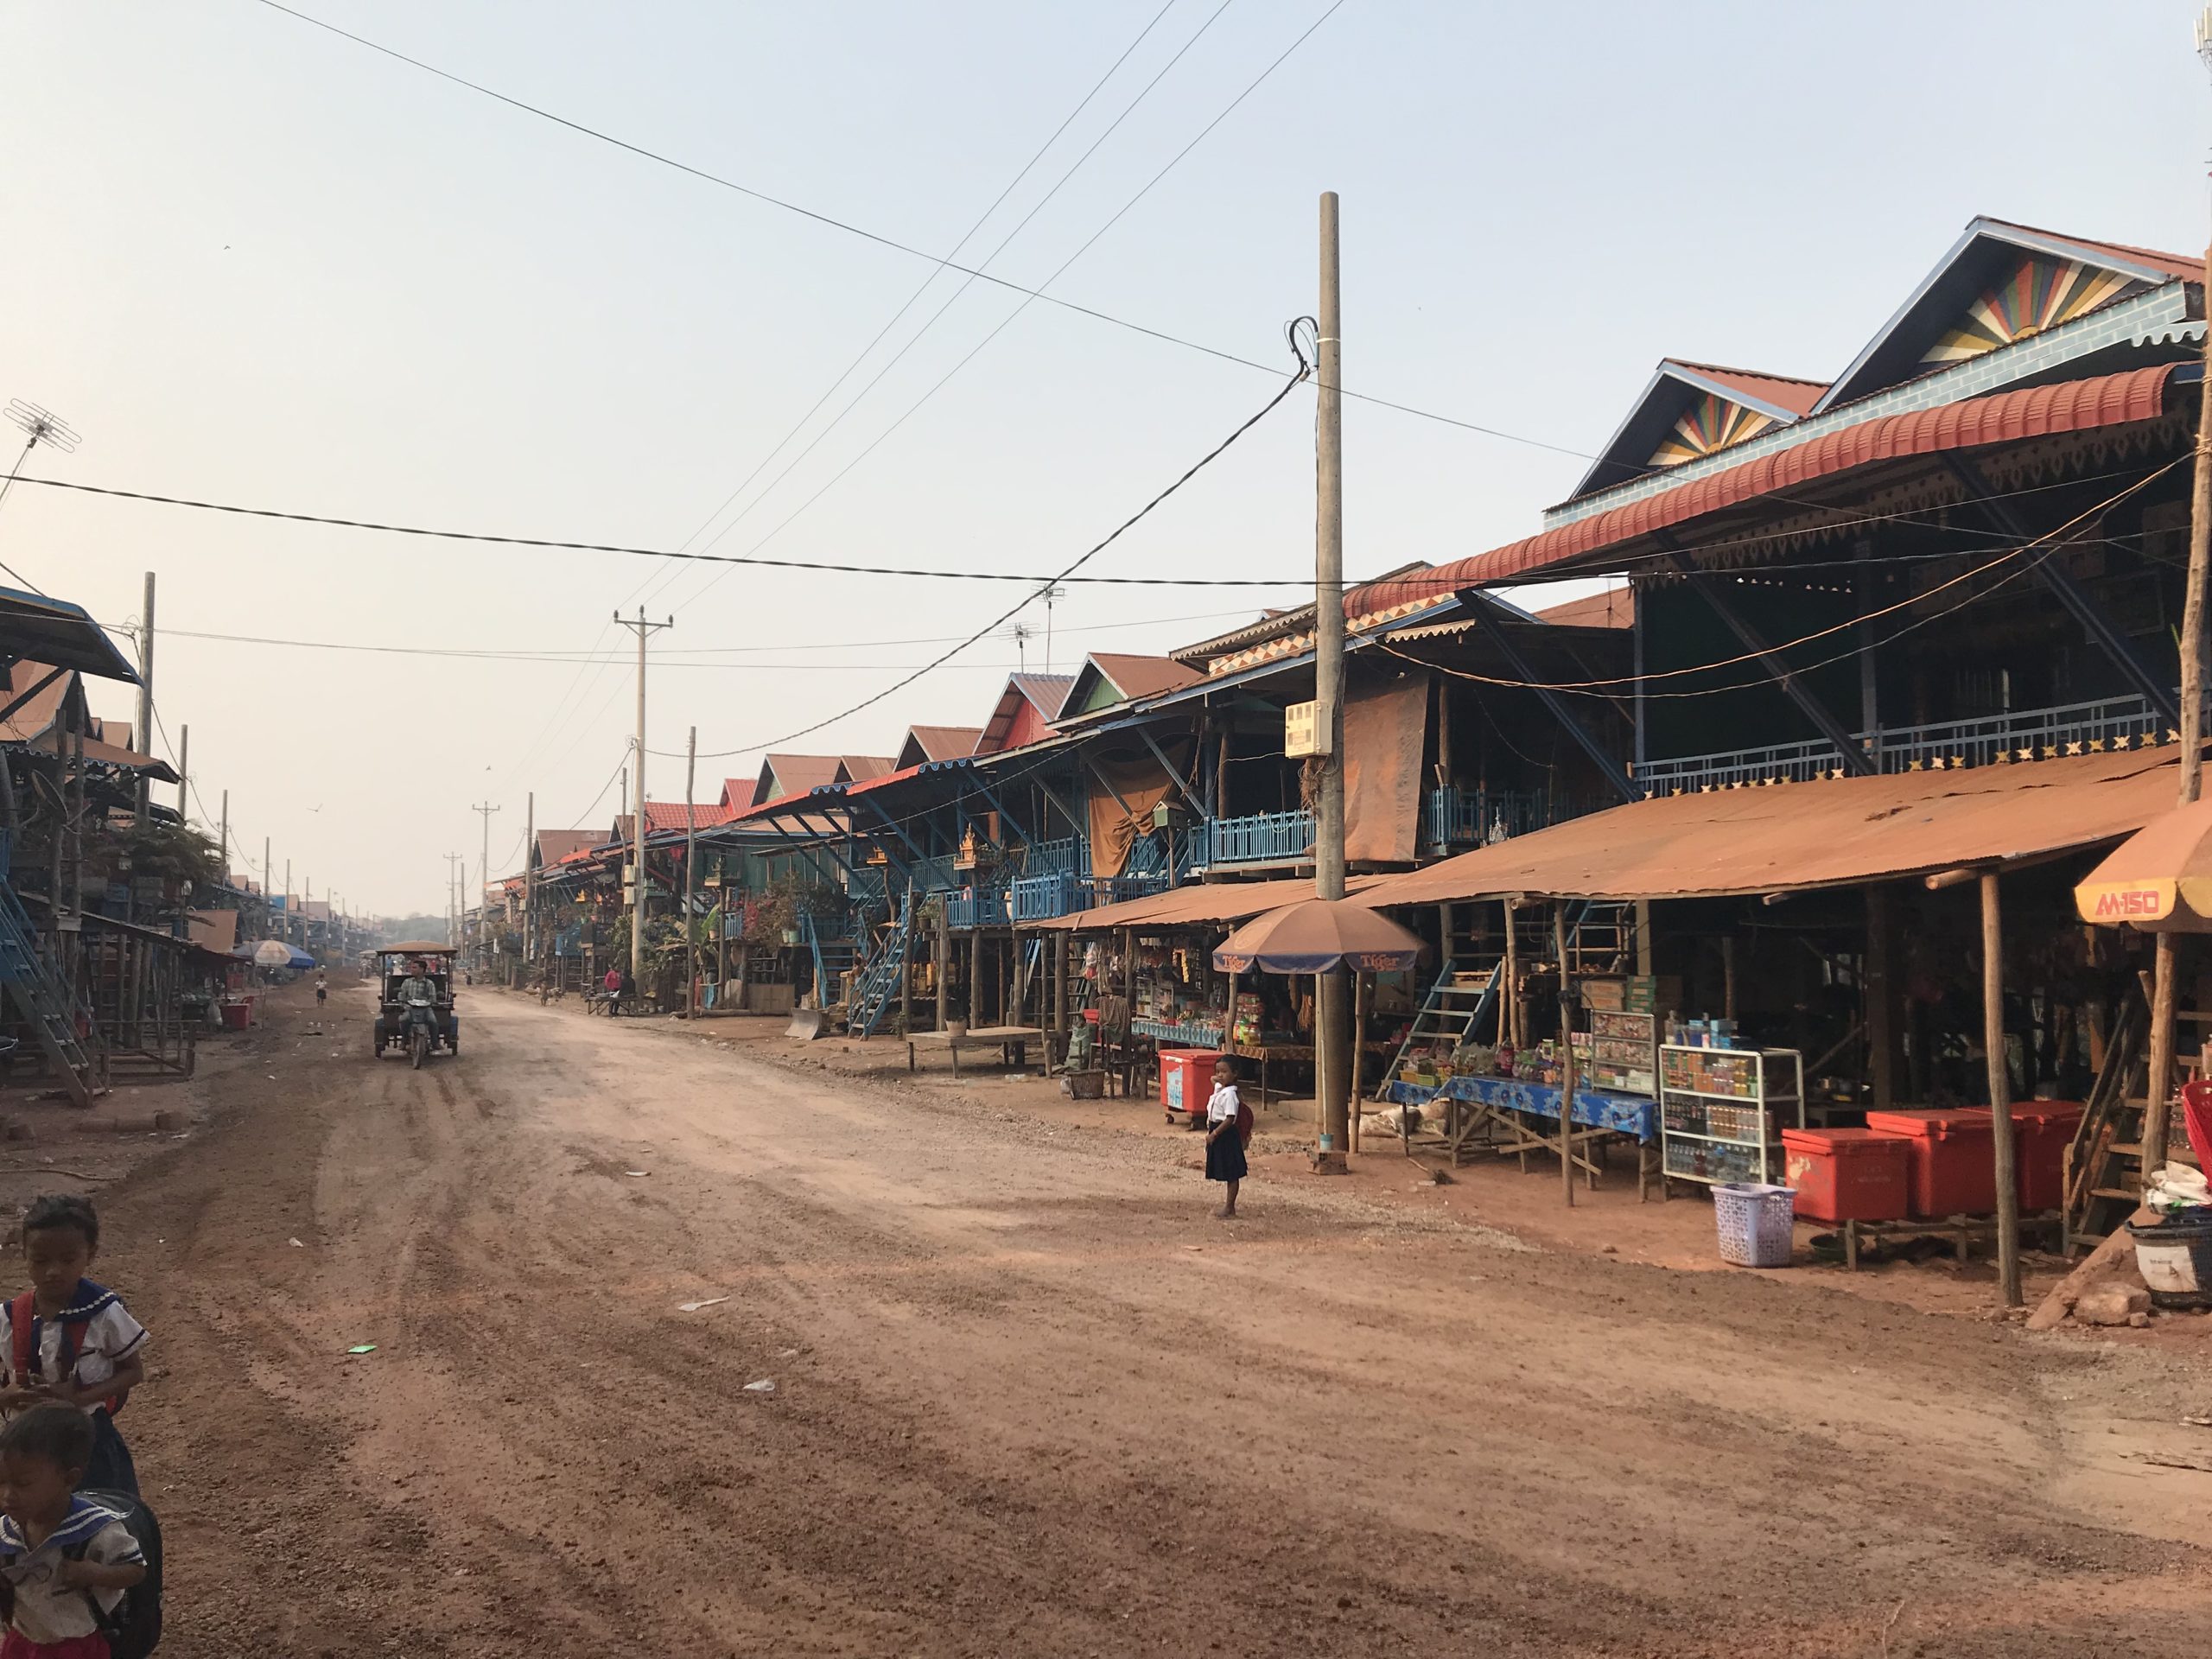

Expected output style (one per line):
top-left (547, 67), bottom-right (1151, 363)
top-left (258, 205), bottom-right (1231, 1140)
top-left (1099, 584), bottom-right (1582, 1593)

top-left (1955, 1102), bottom-right (2084, 1213)
top-left (1159, 1049), bottom-right (1223, 1119)
top-left (1866, 1109), bottom-right (1996, 1217)
top-left (1780, 1128), bottom-right (1910, 1224)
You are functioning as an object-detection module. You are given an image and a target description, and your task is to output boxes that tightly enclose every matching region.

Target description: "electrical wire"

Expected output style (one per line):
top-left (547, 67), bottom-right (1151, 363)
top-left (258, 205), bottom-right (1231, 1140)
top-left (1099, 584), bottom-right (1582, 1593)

top-left (649, 0), bottom-right (1196, 591)
top-left (11, 474), bottom-right (1318, 585)
top-left (669, 0), bottom-right (1350, 611)
top-left (248, 0), bottom-right (1586, 460)
top-left (651, 334), bottom-right (1313, 760)
top-left (1380, 460), bottom-right (2186, 702)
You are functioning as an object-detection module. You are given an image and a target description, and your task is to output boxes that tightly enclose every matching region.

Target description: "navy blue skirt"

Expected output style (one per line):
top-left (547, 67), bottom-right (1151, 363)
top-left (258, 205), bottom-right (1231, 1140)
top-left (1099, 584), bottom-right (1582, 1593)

top-left (1205, 1130), bottom-right (1247, 1183)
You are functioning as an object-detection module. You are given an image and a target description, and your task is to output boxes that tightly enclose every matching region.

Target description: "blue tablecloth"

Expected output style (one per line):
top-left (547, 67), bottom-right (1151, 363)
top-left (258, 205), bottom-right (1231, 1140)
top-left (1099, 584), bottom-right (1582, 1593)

top-left (1388, 1074), bottom-right (1657, 1143)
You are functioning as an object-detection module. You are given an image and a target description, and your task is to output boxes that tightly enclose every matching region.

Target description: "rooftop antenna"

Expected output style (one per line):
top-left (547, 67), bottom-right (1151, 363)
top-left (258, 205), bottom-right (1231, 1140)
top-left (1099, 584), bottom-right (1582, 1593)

top-left (0, 403), bottom-right (79, 594)
top-left (1039, 583), bottom-right (1068, 676)
top-left (1006, 620), bottom-right (1033, 670)
top-left (2196, 4), bottom-right (2212, 74)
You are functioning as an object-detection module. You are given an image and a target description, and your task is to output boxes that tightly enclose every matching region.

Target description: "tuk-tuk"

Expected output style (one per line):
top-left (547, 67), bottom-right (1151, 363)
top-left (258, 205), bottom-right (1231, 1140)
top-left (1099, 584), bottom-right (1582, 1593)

top-left (372, 943), bottom-right (460, 1064)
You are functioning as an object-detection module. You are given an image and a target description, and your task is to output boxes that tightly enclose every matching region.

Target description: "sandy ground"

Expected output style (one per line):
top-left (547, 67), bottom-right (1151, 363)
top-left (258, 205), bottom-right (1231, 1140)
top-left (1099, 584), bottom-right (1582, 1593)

top-left (43, 979), bottom-right (2212, 1656)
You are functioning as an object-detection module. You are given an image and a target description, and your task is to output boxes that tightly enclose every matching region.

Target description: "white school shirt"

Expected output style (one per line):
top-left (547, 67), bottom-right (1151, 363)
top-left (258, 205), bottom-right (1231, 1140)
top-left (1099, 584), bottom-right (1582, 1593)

top-left (1205, 1083), bottom-right (1243, 1125)
top-left (0, 1497), bottom-right (143, 1643)
top-left (0, 1286), bottom-right (147, 1418)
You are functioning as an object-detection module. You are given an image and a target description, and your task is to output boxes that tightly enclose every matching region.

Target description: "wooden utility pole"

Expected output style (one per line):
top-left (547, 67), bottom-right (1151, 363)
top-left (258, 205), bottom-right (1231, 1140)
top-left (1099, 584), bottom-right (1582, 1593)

top-left (133, 572), bottom-right (155, 818)
top-left (175, 723), bottom-right (188, 821)
top-left (2145, 235), bottom-right (2212, 1176)
top-left (683, 727), bottom-right (698, 1019)
top-left (1980, 872), bottom-right (2022, 1306)
top-left (1312, 188), bottom-right (1350, 1174)
top-left (219, 790), bottom-right (228, 879)
top-left (1555, 904), bottom-right (1577, 1208)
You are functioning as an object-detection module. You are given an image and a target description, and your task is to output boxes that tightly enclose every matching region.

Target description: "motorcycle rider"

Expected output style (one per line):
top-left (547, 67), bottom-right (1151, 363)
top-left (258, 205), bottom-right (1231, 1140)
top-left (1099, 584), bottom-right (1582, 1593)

top-left (397, 957), bottom-right (440, 1040)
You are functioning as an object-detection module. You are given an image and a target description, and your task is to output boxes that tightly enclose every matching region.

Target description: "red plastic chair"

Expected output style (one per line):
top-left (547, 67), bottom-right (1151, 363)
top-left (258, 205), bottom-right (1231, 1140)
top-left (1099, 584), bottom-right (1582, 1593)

top-left (2178, 1079), bottom-right (2212, 1172)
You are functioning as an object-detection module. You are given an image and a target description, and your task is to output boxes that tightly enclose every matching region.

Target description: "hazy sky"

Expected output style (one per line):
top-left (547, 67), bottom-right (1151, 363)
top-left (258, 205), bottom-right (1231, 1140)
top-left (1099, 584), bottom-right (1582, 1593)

top-left (7, 2), bottom-right (2209, 912)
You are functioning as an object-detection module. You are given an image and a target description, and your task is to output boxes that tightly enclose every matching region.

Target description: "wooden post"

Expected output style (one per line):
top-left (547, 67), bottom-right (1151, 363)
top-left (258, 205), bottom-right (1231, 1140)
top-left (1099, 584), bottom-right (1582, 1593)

top-left (1866, 883), bottom-right (1897, 1112)
top-left (1053, 930), bottom-right (1069, 1058)
top-left (1501, 896), bottom-right (1518, 1048)
top-left (2147, 931), bottom-right (2178, 1180)
top-left (933, 899), bottom-right (948, 1033)
top-left (1981, 872), bottom-right (2022, 1307)
top-left (1721, 935), bottom-right (1738, 1024)
top-left (1437, 901), bottom-right (1452, 966)
top-left (969, 926), bottom-right (983, 1025)
top-left (683, 728), bottom-right (698, 1019)
top-left (1349, 970), bottom-right (1366, 1150)
top-left (1222, 968), bottom-right (1238, 1052)
top-left (1555, 903), bottom-right (1576, 1207)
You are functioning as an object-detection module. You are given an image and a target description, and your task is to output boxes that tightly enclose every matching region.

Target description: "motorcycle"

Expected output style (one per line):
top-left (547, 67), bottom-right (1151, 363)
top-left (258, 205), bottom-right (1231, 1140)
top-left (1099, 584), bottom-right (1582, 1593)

top-left (403, 990), bottom-right (438, 1070)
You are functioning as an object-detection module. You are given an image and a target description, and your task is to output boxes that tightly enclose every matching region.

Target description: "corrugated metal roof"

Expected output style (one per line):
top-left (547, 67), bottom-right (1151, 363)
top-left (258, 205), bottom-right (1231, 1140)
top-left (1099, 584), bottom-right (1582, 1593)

top-left (1532, 588), bottom-right (1632, 630)
top-left (1357, 747), bottom-right (2192, 907)
top-left (1038, 874), bottom-right (1389, 932)
top-left (1346, 364), bottom-right (2180, 612)
top-left (535, 829), bottom-right (599, 866)
top-left (900, 725), bottom-right (982, 762)
top-left (1667, 360), bottom-right (1827, 416)
top-left (758, 754), bottom-right (846, 803)
top-left (840, 754), bottom-right (896, 782)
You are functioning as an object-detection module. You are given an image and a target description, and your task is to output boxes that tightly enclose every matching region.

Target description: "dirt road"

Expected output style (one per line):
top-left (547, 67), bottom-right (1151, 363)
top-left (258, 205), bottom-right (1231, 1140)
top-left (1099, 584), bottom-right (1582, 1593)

top-left (95, 982), bottom-right (2208, 1656)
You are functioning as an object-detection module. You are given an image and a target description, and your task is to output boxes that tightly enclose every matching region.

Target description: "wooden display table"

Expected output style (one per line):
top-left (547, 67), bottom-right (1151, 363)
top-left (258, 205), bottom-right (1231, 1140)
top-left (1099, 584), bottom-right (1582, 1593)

top-left (907, 1026), bottom-right (1046, 1077)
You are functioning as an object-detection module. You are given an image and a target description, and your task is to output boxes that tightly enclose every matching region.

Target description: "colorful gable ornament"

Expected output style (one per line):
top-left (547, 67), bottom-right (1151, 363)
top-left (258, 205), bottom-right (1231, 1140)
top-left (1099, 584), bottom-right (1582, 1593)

top-left (1648, 393), bottom-right (1777, 468)
top-left (1922, 257), bottom-right (2136, 365)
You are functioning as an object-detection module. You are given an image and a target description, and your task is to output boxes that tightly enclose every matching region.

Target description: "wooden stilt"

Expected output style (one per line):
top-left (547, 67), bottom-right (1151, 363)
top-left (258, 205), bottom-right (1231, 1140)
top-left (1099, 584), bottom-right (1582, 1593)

top-left (1981, 872), bottom-right (2022, 1306)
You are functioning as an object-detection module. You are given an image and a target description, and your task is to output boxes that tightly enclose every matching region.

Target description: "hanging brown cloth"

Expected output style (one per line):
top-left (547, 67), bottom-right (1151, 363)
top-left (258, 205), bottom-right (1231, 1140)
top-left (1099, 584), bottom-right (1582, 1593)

top-left (1086, 753), bottom-right (1181, 878)
top-left (1343, 667), bottom-right (1430, 863)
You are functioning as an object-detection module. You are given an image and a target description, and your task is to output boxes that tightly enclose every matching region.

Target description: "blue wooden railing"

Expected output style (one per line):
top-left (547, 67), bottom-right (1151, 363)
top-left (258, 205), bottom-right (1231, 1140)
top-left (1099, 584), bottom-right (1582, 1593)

top-left (1207, 810), bottom-right (1314, 868)
top-left (1424, 787), bottom-right (1584, 849)
top-left (1634, 690), bottom-right (2193, 795)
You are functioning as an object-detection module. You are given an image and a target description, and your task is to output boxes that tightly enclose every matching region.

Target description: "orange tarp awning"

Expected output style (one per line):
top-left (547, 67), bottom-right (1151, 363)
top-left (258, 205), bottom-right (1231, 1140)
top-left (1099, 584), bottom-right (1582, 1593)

top-left (1355, 748), bottom-right (2195, 908)
top-left (1039, 874), bottom-right (1386, 933)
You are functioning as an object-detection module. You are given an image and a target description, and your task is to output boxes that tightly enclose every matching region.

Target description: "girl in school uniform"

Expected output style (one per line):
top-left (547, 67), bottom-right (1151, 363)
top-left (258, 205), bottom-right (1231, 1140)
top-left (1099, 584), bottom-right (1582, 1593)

top-left (1203, 1058), bottom-right (1250, 1219)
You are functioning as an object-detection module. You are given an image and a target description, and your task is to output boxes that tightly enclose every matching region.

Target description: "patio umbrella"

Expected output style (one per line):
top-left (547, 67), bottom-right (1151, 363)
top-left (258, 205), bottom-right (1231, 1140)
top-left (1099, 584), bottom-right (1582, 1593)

top-left (1212, 899), bottom-right (1424, 974)
top-left (2073, 794), bottom-right (2212, 932)
top-left (251, 939), bottom-right (292, 967)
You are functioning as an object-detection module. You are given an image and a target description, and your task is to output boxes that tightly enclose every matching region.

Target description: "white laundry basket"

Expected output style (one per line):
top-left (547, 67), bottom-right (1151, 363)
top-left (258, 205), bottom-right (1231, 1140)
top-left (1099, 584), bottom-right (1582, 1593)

top-left (1713, 1182), bottom-right (1796, 1268)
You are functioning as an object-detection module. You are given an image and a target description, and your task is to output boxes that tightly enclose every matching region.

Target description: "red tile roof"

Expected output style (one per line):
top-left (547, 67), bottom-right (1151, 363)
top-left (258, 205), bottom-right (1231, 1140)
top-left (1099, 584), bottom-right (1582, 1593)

top-left (1348, 364), bottom-right (2180, 609)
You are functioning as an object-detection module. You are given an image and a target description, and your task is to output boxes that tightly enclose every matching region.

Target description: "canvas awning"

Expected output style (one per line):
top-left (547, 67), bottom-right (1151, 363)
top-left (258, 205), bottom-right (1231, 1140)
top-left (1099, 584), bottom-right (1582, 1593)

top-left (1354, 747), bottom-right (2197, 908)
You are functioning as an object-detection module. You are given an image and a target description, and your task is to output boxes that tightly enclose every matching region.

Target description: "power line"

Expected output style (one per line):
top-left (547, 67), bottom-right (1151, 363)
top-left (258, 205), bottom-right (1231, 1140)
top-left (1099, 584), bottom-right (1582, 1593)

top-left (670, 0), bottom-right (1351, 613)
top-left (15, 473), bottom-right (1319, 584)
top-left (652, 340), bottom-right (1312, 760)
top-left (248, 0), bottom-right (1587, 460)
top-left (649, 0), bottom-right (1190, 590)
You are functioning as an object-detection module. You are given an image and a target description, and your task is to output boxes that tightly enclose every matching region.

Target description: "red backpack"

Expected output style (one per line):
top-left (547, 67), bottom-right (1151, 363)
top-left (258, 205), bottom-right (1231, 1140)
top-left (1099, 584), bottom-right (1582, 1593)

top-left (9, 1290), bottom-right (123, 1416)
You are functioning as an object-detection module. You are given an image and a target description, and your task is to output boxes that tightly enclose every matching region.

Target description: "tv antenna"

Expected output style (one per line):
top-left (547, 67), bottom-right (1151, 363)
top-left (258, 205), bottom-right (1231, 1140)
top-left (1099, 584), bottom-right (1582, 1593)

top-left (1039, 584), bottom-right (1068, 675)
top-left (0, 403), bottom-right (81, 593)
top-left (1005, 620), bottom-right (1034, 670)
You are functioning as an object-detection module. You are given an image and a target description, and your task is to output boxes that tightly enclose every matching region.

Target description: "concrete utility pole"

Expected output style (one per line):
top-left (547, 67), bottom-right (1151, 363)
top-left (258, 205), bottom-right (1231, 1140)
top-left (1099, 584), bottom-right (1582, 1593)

top-left (283, 859), bottom-right (291, 942)
top-left (219, 790), bottom-right (228, 878)
top-left (133, 572), bottom-right (155, 818)
top-left (472, 801), bottom-right (500, 970)
top-left (262, 836), bottom-right (270, 933)
top-left (175, 723), bottom-right (188, 822)
top-left (524, 791), bottom-right (536, 978)
top-left (1312, 188), bottom-right (1350, 1175)
top-left (614, 608), bottom-right (672, 988)
top-left (683, 726), bottom-right (699, 1019)
top-left (445, 852), bottom-right (463, 948)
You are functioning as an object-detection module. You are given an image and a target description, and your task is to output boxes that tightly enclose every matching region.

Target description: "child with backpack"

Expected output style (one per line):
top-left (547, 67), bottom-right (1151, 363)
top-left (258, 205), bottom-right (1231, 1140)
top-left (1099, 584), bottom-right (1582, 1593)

top-left (0, 1402), bottom-right (154, 1658)
top-left (1203, 1058), bottom-right (1253, 1219)
top-left (0, 1200), bottom-right (145, 1499)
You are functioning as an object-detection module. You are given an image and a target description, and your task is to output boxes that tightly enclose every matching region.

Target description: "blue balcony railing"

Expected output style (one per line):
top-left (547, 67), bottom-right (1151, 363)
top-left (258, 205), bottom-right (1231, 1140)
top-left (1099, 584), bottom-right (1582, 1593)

top-left (945, 884), bottom-right (1008, 930)
top-left (1424, 787), bottom-right (1586, 849)
top-left (1024, 836), bottom-right (1089, 877)
top-left (1012, 872), bottom-right (1081, 921)
top-left (1634, 691), bottom-right (2186, 795)
top-left (1208, 810), bottom-right (1315, 868)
